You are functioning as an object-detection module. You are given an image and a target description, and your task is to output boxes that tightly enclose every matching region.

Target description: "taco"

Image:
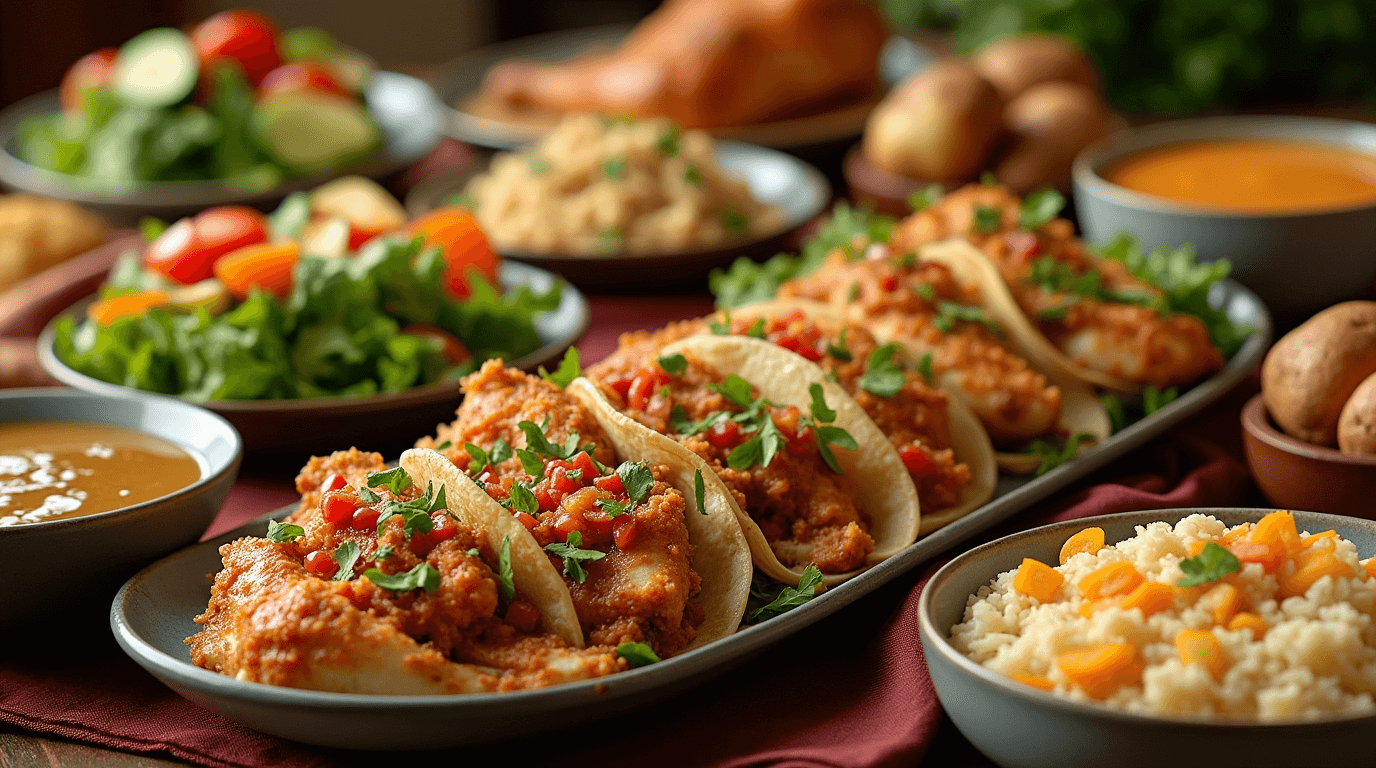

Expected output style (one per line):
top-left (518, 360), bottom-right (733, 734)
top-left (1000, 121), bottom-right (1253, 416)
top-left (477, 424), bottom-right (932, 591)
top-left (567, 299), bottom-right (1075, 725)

top-left (579, 333), bottom-right (920, 585)
top-left (413, 361), bottom-right (751, 655)
top-left (188, 449), bottom-right (622, 694)
top-left (888, 183), bottom-right (1224, 393)
top-left (776, 242), bottom-right (1109, 473)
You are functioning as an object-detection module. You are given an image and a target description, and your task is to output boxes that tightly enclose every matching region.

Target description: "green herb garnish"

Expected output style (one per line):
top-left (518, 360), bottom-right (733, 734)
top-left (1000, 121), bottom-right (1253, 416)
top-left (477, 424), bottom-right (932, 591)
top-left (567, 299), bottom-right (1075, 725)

top-left (617, 641), bottom-right (660, 667)
top-left (916, 352), bottom-right (934, 384)
top-left (498, 536), bottom-right (515, 602)
top-left (594, 497), bottom-right (630, 518)
top-left (749, 565), bottom-right (824, 621)
top-left (517, 448), bottom-right (544, 478)
top-left (908, 183), bottom-right (943, 212)
top-left (539, 347), bottom-right (581, 388)
top-left (529, 156), bottom-right (551, 174)
top-left (722, 207), bottom-right (748, 235)
top-left (1018, 188), bottom-right (1066, 231)
top-left (1176, 542), bottom-right (1241, 587)
top-left (466, 439), bottom-right (513, 476)
top-left (859, 343), bottom-right (906, 398)
top-left (366, 467), bottom-right (412, 496)
top-left (616, 461), bottom-right (655, 503)
top-left (684, 166), bottom-right (703, 186)
top-left (545, 531), bottom-right (607, 582)
top-left (363, 562), bottom-right (441, 593)
top-left (973, 205), bottom-right (1002, 234)
top-left (933, 301), bottom-right (1003, 336)
top-left (1027, 432), bottom-right (1094, 475)
top-left (331, 541), bottom-right (361, 581)
top-left (602, 157), bottom-right (628, 180)
top-left (693, 468), bottom-right (706, 515)
top-left (656, 126), bottom-right (681, 156)
top-left (825, 328), bottom-right (852, 361)
top-left (657, 353), bottom-right (687, 376)
top-left (266, 519), bottom-right (303, 543)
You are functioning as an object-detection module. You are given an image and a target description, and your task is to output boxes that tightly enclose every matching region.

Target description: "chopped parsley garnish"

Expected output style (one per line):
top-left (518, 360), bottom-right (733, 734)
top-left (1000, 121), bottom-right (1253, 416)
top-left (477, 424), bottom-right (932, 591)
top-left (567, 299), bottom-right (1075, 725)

top-left (466, 439), bottom-right (513, 476)
top-left (1143, 384), bottom-right (1178, 416)
top-left (508, 482), bottom-right (539, 515)
top-left (366, 467), bottom-right (412, 496)
top-left (656, 126), bottom-right (681, 156)
top-left (1037, 297), bottom-right (1080, 320)
top-left (375, 545), bottom-right (395, 560)
top-left (602, 157), bottom-right (628, 180)
top-left (1018, 188), bottom-right (1066, 231)
top-left (426, 486), bottom-right (448, 513)
top-left (722, 207), bottom-right (749, 235)
top-left (545, 531), bottom-right (606, 582)
top-left (617, 641), bottom-right (660, 667)
top-left (356, 485), bottom-right (380, 503)
top-left (1176, 542), bottom-right (1241, 587)
top-left (727, 418), bottom-right (783, 471)
top-left (594, 497), bottom-right (630, 517)
top-left (973, 205), bottom-right (1002, 234)
top-left (498, 536), bottom-right (515, 602)
top-left (364, 562), bottom-right (441, 593)
top-left (825, 328), bottom-right (853, 361)
top-left (464, 547), bottom-right (480, 558)
top-left (528, 156), bottom-right (551, 174)
top-left (693, 468), bottom-right (706, 515)
top-left (657, 353), bottom-right (687, 376)
top-left (539, 347), bottom-right (581, 388)
top-left (375, 490), bottom-right (437, 537)
top-left (807, 381), bottom-right (837, 422)
top-left (616, 461), bottom-right (655, 503)
top-left (981, 171), bottom-right (998, 186)
top-left (848, 281), bottom-right (861, 303)
top-left (892, 252), bottom-right (917, 268)
top-left (1027, 432), bottom-right (1094, 476)
top-left (744, 318), bottom-right (766, 339)
top-left (597, 229), bottom-right (624, 250)
top-left (913, 282), bottom-right (936, 301)
top-left (933, 301), bottom-right (1003, 336)
top-left (1026, 257), bottom-right (1163, 313)
top-left (331, 541), bottom-right (361, 581)
top-left (859, 343), bottom-right (906, 398)
top-left (670, 404), bottom-right (728, 436)
top-left (749, 565), bottom-right (824, 621)
top-left (1102, 385), bottom-right (1179, 434)
top-left (708, 311), bottom-right (730, 335)
top-left (517, 420), bottom-right (591, 461)
top-left (266, 519), bottom-right (303, 543)
top-left (684, 166), bottom-right (703, 186)
top-left (517, 448), bottom-right (544, 478)
top-left (908, 183), bottom-right (943, 212)
top-left (436, 439), bottom-right (453, 451)
top-left (916, 352), bottom-right (934, 384)
top-left (708, 374), bottom-right (755, 408)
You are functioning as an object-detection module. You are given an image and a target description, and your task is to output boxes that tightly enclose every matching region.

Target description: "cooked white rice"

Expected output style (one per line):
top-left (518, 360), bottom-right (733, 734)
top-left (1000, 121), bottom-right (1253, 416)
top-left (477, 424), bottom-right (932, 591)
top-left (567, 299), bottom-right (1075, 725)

top-left (950, 514), bottom-right (1376, 720)
top-left (466, 114), bottom-right (782, 255)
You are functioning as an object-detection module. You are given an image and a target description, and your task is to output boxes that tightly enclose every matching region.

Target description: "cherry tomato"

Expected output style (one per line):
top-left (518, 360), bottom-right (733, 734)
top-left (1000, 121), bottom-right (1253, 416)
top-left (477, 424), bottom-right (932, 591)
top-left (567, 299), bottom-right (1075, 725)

top-left (191, 10), bottom-right (281, 87)
top-left (613, 516), bottom-right (638, 550)
top-left (899, 445), bottom-right (934, 475)
top-left (400, 323), bottom-right (471, 366)
top-left (429, 513), bottom-right (457, 542)
top-left (505, 600), bottom-right (541, 633)
top-left (593, 473), bottom-right (625, 496)
top-left (59, 48), bottom-right (117, 114)
top-left (322, 492), bottom-right (358, 523)
top-left (145, 206), bottom-right (269, 284)
top-left (322, 473), bottom-right (348, 493)
top-left (405, 208), bottom-right (500, 299)
top-left (303, 550), bottom-right (338, 578)
top-left (706, 419), bottom-right (740, 449)
top-left (258, 61), bottom-right (348, 99)
top-left (350, 506), bottom-right (380, 531)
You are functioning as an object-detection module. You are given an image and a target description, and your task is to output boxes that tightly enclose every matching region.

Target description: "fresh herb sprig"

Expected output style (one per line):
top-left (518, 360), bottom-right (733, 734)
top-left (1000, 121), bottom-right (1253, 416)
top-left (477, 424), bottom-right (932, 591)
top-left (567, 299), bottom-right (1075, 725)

top-left (749, 565), bottom-right (825, 622)
top-left (1026, 432), bottom-right (1094, 476)
top-left (1176, 542), bottom-right (1241, 587)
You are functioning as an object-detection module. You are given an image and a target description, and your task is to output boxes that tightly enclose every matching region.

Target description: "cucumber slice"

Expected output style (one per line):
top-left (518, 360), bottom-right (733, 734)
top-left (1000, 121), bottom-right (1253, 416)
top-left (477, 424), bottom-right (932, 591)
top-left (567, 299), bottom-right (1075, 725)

top-left (253, 91), bottom-right (381, 176)
top-left (113, 28), bottom-right (198, 108)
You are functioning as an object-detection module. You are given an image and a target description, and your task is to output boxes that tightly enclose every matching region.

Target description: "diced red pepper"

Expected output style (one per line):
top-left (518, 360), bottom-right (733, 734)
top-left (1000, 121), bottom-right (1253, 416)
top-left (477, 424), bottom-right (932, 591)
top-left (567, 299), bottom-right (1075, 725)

top-left (322, 492), bottom-right (358, 523)
top-left (706, 419), bottom-right (741, 449)
top-left (594, 473), bottom-right (625, 496)
top-left (900, 444), bottom-right (935, 475)
top-left (429, 513), bottom-right (457, 542)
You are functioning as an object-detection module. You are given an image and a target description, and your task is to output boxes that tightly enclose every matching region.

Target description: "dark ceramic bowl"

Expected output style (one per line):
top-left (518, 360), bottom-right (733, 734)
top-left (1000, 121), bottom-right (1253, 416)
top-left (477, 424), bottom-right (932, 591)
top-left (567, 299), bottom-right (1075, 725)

top-left (36, 260), bottom-right (589, 458)
top-left (919, 507), bottom-right (1376, 768)
top-left (1240, 393), bottom-right (1376, 517)
top-left (1073, 116), bottom-right (1376, 321)
top-left (0, 388), bottom-right (240, 624)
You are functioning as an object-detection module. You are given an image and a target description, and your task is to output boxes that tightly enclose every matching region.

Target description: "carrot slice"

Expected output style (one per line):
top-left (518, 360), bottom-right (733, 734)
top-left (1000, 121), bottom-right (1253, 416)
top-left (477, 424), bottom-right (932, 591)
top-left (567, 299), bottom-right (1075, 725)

top-left (1176, 629), bottom-right (1227, 680)
top-left (1078, 561), bottom-right (1144, 600)
top-left (1225, 540), bottom-right (1285, 573)
top-left (1277, 549), bottom-right (1355, 599)
top-left (1057, 643), bottom-right (1142, 699)
top-left (1059, 527), bottom-right (1105, 565)
top-left (1227, 612), bottom-right (1268, 639)
top-left (1362, 557), bottom-right (1376, 580)
top-left (1300, 530), bottom-right (1338, 549)
top-left (1119, 581), bottom-right (1175, 617)
top-left (213, 241), bottom-right (300, 300)
top-left (87, 290), bottom-right (170, 326)
top-left (1011, 673), bottom-right (1056, 691)
top-left (1204, 582), bottom-right (1244, 626)
top-left (1013, 558), bottom-right (1064, 602)
top-left (1252, 511), bottom-right (1301, 554)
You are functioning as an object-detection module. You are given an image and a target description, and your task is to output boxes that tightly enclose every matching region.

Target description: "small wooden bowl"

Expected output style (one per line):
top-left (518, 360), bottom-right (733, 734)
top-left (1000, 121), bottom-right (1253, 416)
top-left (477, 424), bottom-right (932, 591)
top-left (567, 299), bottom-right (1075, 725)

top-left (1240, 392), bottom-right (1376, 518)
top-left (842, 144), bottom-right (942, 217)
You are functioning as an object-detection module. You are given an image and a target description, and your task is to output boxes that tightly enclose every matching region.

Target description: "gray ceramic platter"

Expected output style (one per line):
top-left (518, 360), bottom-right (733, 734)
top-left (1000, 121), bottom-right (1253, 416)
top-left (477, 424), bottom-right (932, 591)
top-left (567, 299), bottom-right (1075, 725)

top-left (0, 72), bottom-right (443, 225)
top-left (920, 508), bottom-right (1376, 768)
top-left (37, 258), bottom-right (589, 456)
top-left (403, 141), bottom-right (831, 290)
top-left (110, 278), bottom-right (1270, 751)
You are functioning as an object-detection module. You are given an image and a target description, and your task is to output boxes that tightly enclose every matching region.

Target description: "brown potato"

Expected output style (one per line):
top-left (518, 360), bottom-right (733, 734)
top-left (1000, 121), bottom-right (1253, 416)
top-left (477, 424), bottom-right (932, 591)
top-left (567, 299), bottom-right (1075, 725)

top-left (1338, 372), bottom-right (1376, 455)
top-left (1262, 301), bottom-right (1376, 447)
top-left (992, 81), bottom-right (1112, 194)
top-left (973, 33), bottom-right (1100, 101)
top-left (861, 59), bottom-right (1004, 182)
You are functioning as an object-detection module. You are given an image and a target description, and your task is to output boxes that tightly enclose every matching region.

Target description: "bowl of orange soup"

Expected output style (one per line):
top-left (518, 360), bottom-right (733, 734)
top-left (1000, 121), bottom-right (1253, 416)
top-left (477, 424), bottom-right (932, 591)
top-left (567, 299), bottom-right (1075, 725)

top-left (0, 388), bottom-right (240, 625)
top-left (1073, 116), bottom-right (1376, 319)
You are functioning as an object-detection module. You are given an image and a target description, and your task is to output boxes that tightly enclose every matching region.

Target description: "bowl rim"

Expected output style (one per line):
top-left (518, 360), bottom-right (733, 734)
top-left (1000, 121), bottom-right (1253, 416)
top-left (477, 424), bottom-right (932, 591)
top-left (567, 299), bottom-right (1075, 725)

top-left (1072, 115), bottom-right (1376, 220)
top-left (918, 506), bottom-right (1376, 730)
top-left (33, 261), bottom-right (590, 415)
top-left (0, 387), bottom-right (241, 532)
top-left (1240, 392), bottom-right (1376, 467)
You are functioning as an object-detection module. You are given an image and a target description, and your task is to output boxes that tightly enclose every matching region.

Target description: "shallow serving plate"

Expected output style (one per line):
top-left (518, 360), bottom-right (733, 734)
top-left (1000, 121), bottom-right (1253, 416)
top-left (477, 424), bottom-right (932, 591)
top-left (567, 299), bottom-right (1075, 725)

top-left (920, 508), bottom-right (1376, 768)
top-left (36, 253), bottom-right (589, 457)
top-left (110, 280), bottom-right (1270, 750)
top-left (404, 140), bottom-right (831, 290)
top-left (1, 388), bottom-right (240, 625)
top-left (432, 25), bottom-right (931, 155)
top-left (0, 71), bottom-right (443, 226)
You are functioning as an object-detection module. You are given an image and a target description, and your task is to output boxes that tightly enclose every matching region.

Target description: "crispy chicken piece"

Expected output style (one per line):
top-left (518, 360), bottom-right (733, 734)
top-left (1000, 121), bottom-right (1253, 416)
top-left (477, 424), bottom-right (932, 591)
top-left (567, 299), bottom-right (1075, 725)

top-left (480, 0), bottom-right (888, 129)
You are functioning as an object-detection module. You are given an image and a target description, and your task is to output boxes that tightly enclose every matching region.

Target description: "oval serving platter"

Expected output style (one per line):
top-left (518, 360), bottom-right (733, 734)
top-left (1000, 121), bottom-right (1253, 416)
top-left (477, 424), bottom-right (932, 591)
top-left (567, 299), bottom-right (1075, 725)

top-left (0, 71), bottom-right (443, 226)
top-left (37, 251), bottom-right (589, 457)
top-left (111, 278), bottom-right (1271, 751)
top-left (404, 140), bottom-right (831, 291)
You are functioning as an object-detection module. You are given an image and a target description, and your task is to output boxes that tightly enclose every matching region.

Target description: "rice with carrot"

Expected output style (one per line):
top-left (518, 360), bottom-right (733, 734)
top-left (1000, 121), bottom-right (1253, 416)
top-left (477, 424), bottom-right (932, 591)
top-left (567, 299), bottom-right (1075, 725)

top-left (949, 513), bottom-right (1376, 720)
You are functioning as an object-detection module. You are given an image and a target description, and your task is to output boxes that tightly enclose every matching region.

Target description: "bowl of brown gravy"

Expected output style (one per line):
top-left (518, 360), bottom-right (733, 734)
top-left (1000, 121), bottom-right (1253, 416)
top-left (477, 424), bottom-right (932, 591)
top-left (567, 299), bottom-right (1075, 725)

top-left (1073, 116), bottom-right (1376, 320)
top-left (0, 388), bottom-right (240, 624)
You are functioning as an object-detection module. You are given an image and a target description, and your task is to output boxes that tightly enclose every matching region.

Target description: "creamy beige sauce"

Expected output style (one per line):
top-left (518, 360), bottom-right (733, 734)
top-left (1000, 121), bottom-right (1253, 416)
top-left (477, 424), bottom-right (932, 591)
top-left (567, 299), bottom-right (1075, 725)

top-left (1104, 139), bottom-right (1376, 213)
top-left (0, 422), bottom-right (201, 526)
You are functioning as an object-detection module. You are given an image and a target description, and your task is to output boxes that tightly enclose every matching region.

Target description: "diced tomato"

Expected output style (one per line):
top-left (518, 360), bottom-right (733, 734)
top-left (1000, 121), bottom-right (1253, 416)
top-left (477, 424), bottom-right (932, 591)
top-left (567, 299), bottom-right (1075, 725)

top-left (429, 513), bottom-right (457, 542)
top-left (583, 506), bottom-right (619, 536)
top-left (628, 368), bottom-right (670, 412)
top-left (593, 473), bottom-right (625, 496)
top-left (145, 206), bottom-right (269, 285)
top-left (322, 492), bottom-right (358, 523)
top-left (775, 334), bottom-right (802, 355)
top-left (322, 473), bottom-right (348, 493)
top-left (191, 9), bottom-right (281, 87)
top-left (505, 600), bottom-right (541, 633)
top-left (514, 511), bottom-right (539, 531)
top-left (59, 48), bottom-right (117, 114)
top-left (405, 208), bottom-right (500, 299)
top-left (349, 506), bottom-right (380, 531)
top-left (1005, 230), bottom-right (1042, 262)
top-left (880, 274), bottom-right (899, 292)
top-left (534, 486), bottom-right (559, 513)
top-left (554, 511), bottom-right (584, 541)
top-left (303, 550), bottom-right (338, 578)
top-left (796, 343), bottom-right (824, 362)
top-left (706, 419), bottom-right (741, 449)
top-left (258, 61), bottom-right (348, 99)
top-left (607, 375), bottom-right (635, 399)
top-left (613, 516), bottom-right (638, 549)
top-left (570, 451), bottom-right (598, 480)
top-left (900, 445), bottom-right (935, 475)
top-left (549, 466), bottom-right (581, 496)
top-left (401, 323), bottom-right (471, 366)
top-left (408, 532), bottom-right (434, 557)
top-left (787, 426), bottom-right (814, 456)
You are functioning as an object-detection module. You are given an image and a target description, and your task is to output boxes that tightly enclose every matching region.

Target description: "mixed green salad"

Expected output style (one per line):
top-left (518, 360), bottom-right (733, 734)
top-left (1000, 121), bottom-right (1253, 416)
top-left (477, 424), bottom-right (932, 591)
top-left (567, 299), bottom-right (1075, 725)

top-left (18, 10), bottom-right (382, 189)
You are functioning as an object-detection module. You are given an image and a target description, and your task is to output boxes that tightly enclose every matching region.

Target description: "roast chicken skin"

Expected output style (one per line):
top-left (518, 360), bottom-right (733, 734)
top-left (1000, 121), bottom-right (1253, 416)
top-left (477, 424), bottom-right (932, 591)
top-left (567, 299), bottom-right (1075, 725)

top-left (480, 0), bottom-right (888, 129)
